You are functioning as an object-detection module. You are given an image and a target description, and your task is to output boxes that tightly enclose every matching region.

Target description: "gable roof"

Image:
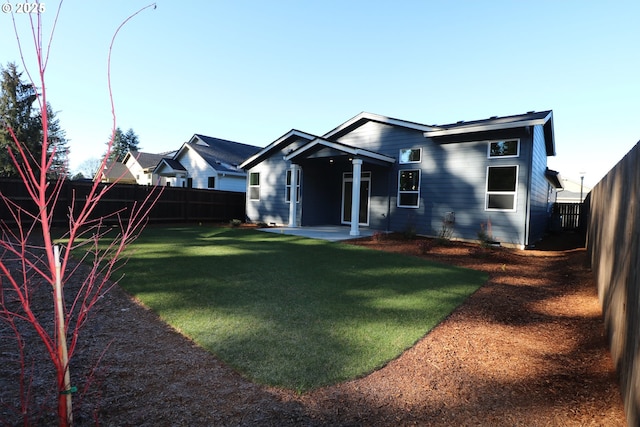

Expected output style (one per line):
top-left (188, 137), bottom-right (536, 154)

top-left (240, 110), bottom-right (557, 170)
top-left (423, 110), bottom-right (555, 155)
top-left (97, 161), bottom-right (136, 182)
top-left (323, 112), bottom-right (440, 139)
top-left (123, 151), bottom-right (170, 170)
top-left (156, 158), bottom-right (187, 173)
top-left (183, 134), bottom-right (261, 175)
top-left (240, 129), bottom-right (318, 170)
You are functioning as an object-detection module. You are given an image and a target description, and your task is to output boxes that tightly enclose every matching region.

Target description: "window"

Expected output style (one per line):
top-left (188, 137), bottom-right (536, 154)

top-left (488, 139), bottom-right (519, 158)
top-left (398, 169), bottom-right (420, 208)
top-left (249, 172), bottom-right (260, 200)
top-left (187, 178), bottom-right (193, 188)
top-left (208, 176), bottom-right (216, 189)
top-left (399, 148), bottom-right (421, 164)
top-left (285, 170), bottom-right (301, 203)
top-left (486, 166), bottom-right (518, 210)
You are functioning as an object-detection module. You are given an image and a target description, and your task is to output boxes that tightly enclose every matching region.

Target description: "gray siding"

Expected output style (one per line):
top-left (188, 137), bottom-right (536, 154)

top-left (337, 122), bottom-right (537, 246)
top-left (527, 125), bottom-right (554, 245)
top-left (248, 118), bottom-right (552, 248)
top-left (245, 138), bottom-right (307, 225)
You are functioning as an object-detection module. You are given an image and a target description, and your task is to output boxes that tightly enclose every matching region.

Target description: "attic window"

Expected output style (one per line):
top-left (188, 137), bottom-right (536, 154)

top-left (488, 139), bottom-right (519, 158)
top-left (399, 148), bottom-right (421, 164)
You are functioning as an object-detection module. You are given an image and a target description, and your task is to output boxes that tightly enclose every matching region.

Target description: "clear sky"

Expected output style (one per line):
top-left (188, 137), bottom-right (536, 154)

top-left (1, 0), bottom-right (638, 187)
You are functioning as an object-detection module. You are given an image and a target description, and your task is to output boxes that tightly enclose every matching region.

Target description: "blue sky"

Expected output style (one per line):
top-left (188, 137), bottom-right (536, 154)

top-left (1, 0), bottom-right (638, 187)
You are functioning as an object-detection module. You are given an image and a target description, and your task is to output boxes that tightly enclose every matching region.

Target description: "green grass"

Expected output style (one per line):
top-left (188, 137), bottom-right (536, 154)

top-left (113, 226), bottom-right (487, 392)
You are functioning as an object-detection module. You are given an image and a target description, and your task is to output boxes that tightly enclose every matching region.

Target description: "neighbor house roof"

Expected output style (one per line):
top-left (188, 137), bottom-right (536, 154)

top-left (123, 151), bottom-right (171, 171)
top-left (154, 158), bottom-right (187, 177)
top-left (183, 134), bottom-right (261, 176)
top-left (97, 161), bottom-right (136, 183)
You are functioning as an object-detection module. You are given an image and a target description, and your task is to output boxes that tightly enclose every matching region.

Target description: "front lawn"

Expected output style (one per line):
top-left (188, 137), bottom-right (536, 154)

top-left (116, 226), bottom-right (487, 392)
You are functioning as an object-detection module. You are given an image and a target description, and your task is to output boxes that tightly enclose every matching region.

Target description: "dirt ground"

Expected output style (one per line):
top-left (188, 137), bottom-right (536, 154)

top-left (0, 231), bottom-right (627, 426)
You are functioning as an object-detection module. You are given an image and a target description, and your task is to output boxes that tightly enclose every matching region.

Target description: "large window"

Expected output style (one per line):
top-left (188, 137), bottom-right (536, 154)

top-left (285, 170), bottom-right (301, 203)
top-left (399, 148), bottom-right (422, 164)
top-left (398, 169), bottom-right (420, 208)
top-left (249, 172), bottom-right (260, 200)
top-left (207, 176), bottom-right (216, 189)
top-left (486, 166), bottom-right (518, 210)
top-left (488, 139), bottom-right (519, 158)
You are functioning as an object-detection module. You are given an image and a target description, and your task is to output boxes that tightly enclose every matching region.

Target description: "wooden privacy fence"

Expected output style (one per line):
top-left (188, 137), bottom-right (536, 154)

top-left (552, 202), bottom-right (585, 230)
top-left (587, 139), bottom-right (640, 426)
top-left (0, 179), bottom-right (246, 226)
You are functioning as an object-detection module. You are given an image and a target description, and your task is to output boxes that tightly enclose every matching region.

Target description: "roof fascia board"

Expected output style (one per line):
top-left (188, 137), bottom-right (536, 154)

top-left (239, 129), bottom-right (317, 169)
top-left (324, 112), bottom-right (438, 139)
top-left (423, 112), bottom-right (552, 138)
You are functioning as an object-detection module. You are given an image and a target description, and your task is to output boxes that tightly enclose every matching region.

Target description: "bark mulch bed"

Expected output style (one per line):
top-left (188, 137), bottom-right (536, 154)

top-left (0, 231), bottom-right (627, 426)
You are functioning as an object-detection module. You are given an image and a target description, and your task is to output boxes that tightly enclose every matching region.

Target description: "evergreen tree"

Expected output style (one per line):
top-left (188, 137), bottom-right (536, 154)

top-left (107, 127), bottom-right (140, 162)
top-left (0, 62), bottom-right (69, 178)
top-left (42, 103), bottom-right (69, 178)
top-left (0, 62), bottom-right (40, 177)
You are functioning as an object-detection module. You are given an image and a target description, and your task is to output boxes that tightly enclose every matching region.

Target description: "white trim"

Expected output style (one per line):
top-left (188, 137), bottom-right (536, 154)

top-left (397, 169), bottom-right (421, 208)
top-left (284, 138), bottom-right (395, 164)
top-left (423, 111), bottom-right (552, 138)
top-left (487, 139), bottom-right (520, 158)
top-left (324, 112), bottom-right (439, 138)
top-left (285, 168), bottom-right (301, 203)
top-left (239, 129), bottom-right (317, 169)
top-left (399, 148), bottom-right (422, 164)
top-left (341, 170), bottom-right (371, 227)
top-left (485, 165), bottom-right (519, 212)
top-left (248, 171), bottom-right (261, 201)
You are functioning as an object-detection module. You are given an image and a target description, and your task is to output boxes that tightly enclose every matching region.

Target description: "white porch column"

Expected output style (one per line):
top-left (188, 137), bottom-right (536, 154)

top-left (288, 164), bottom-right (300, 227)
top-left (350, 159), bottom-right (363, 236)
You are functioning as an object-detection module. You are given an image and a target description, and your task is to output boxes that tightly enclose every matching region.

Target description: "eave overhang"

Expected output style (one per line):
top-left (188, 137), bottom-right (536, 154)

top-left (284, 138), bottom-right (396, 166)
top-left (423, 111), bottom-right (556, 156)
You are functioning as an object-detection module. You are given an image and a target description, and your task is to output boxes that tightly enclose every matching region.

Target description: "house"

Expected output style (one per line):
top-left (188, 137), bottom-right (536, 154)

top-left (240, 111), bottom-right (563, 249)
top-left (155, 134), bottom-right (261, 192)
top-left (556, 177), bottom-right (591, 203)
top-left (95, 160), bottom-right (137, 184)
top-left (122, 150), bottom-right (176, 186)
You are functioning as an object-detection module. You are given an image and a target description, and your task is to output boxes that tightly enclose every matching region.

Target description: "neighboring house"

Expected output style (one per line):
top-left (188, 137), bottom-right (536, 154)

top-left (155, 134), bottom-right (261, 192)
top-left (95, 160), bottom-right (137, 184)
top-left (123, 150), bottom-right (176, 186)
top-left (556, 177), bottom-right (591, 203)
top-left (240, 111), bottom-right (563, 249)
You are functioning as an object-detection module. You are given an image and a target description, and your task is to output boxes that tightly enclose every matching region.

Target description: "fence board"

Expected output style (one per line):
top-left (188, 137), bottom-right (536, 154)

top-left (552, 202), bottom-right (584, 230)
top-left (0, 179), bottom-right (246, 226)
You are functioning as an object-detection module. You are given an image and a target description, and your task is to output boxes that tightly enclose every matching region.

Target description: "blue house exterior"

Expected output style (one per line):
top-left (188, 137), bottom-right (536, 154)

top-left (240, 111), bottom-right (562, 249)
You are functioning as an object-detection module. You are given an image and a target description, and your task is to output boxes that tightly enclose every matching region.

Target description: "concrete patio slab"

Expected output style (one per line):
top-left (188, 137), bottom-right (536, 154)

top-left (257, 226), bottom-right (378, 242)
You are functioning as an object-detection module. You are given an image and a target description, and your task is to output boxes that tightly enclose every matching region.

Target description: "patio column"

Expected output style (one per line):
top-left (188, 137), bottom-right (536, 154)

top-left (350, 159), bottom-right (363, 236)
top-left (288, 164), bottom-right (300, 227)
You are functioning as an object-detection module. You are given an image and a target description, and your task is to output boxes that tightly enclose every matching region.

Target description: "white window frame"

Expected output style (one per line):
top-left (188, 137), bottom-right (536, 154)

top-left (397, 169), bottom-right (421, 208)
top-left (285, 169), bottom-right (301, 203)
top-left (399, 148), bottom-right (422, 164)
top-left (487, 139), bottom-right (520, 158)
top-left (207, 176), bottom-right (216, 189)
top-left (249, 172), bottom-right (260, 201)
top-left (485, 165), bottom-right (518, 211)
